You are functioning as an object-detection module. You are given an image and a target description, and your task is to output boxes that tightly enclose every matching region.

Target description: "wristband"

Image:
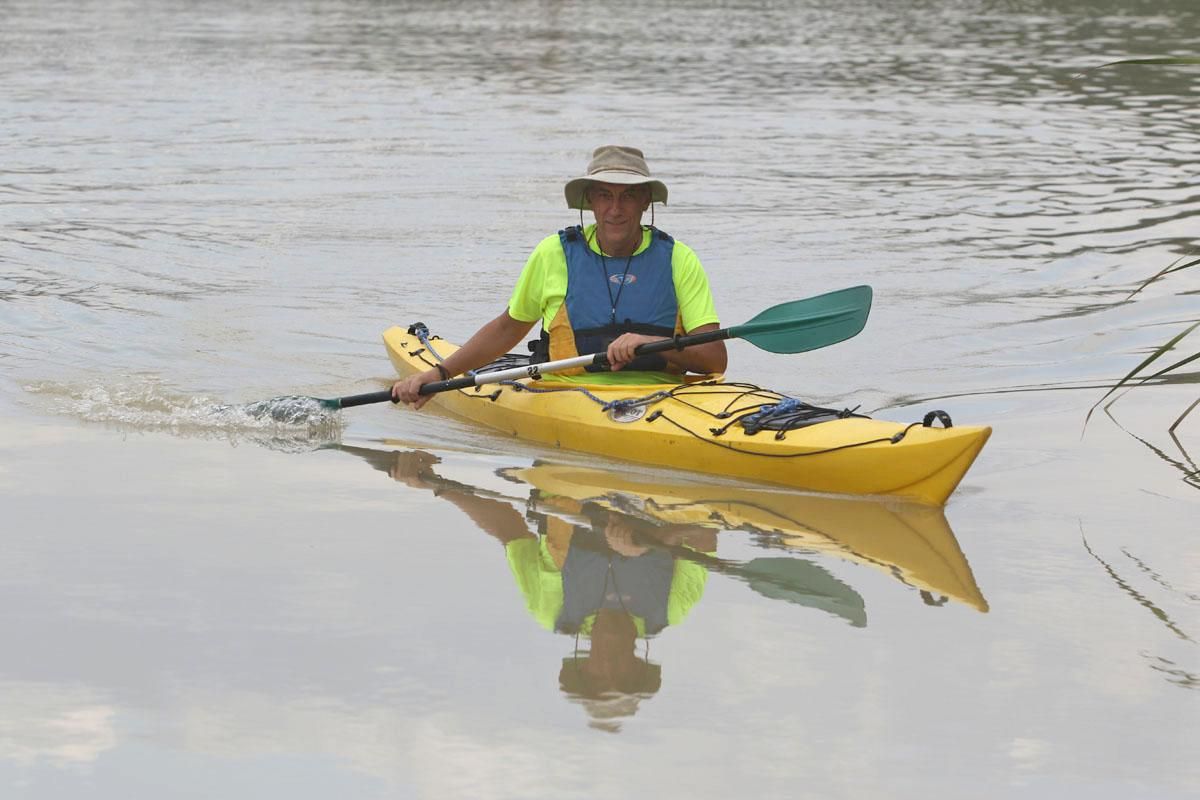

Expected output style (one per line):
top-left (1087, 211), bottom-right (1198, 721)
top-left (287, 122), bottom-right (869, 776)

top-left (435, 364), bottom-right (449, 381)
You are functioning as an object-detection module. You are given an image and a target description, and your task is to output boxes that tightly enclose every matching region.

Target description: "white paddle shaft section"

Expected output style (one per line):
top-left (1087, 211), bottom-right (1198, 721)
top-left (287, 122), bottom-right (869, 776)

top-left (475, 353), bottom-right (597, 383)
top-left (425, 353), bottom-right (600, 393)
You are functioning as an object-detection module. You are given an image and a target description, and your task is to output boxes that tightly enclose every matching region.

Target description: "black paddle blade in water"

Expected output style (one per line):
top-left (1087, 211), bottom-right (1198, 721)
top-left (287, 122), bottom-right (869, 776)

top-left (239, 390), bottom-right (392, 421)
top-left (237, 395), bottom-right (341, 424)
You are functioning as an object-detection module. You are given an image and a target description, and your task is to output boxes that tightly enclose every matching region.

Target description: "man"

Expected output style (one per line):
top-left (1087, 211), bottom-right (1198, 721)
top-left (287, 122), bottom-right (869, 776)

top-left (392, 145), bottom-right (727, 408)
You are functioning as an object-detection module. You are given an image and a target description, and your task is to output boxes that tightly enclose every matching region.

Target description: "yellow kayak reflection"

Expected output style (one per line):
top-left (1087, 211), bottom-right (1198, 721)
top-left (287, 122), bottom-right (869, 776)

top-left (341, 442), bottom-right (987, 614)
top-left (339, 442), bottom-right (986, 731)
top-left (511, 461), bottom-right (990, 614)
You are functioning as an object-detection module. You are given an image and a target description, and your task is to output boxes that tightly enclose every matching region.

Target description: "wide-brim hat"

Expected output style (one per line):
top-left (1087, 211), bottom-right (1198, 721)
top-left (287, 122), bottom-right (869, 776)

top-left (564, 145), bottom-right (669, 210)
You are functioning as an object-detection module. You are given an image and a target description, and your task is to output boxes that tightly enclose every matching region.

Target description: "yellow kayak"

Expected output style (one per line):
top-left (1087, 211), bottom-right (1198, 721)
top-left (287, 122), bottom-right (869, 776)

top-left (383, 325), bottom-right (991, 506)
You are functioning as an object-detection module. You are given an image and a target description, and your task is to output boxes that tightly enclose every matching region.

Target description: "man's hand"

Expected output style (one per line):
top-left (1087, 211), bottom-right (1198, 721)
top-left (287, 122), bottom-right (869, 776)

top-left (391, 368), bottom-right (442, 410)
top-left (603, 515), bottom-right (649, 557)
top-left (387, 450), bottom-right (441, 487)
top-left (606, 333), bottom-right (661, 371)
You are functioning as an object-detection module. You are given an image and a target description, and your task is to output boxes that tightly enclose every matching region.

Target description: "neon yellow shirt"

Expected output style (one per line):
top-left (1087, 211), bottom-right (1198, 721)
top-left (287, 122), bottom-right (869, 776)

top-left (507, 225), bottom-right (719, 385)
top-left (504, 536), bottom-right (709, 636)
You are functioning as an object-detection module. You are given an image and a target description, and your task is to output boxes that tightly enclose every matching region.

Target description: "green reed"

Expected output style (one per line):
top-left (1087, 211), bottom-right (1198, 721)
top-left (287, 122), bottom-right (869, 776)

top-left (1081, 58), bottom-right (1199, 434)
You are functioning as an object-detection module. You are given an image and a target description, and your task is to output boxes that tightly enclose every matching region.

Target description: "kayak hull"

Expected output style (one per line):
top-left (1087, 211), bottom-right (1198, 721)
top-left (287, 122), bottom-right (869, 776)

top-left (383, 326), bottom-right (990, 505)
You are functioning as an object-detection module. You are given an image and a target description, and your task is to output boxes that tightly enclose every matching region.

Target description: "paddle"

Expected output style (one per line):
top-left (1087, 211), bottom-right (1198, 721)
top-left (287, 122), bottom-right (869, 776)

top-left (317, 284), bottom-right (872, 411)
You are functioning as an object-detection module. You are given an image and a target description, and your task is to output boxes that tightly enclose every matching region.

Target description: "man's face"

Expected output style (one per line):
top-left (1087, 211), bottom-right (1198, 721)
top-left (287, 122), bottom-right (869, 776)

top-left (587, 181), bottom-right (650, 247)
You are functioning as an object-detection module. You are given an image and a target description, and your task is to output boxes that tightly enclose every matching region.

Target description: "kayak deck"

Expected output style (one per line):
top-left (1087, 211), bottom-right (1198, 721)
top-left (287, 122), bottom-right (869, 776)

top-left (383, 325), bottom-right (990, 505)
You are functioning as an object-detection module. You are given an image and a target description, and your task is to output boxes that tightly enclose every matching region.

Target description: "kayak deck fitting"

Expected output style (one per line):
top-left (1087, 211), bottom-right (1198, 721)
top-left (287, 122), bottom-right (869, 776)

top-left (383, 325), bottom-right (991, 506)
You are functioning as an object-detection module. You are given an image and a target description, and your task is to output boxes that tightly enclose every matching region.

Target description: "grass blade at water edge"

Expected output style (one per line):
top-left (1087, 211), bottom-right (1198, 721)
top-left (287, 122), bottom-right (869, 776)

top-left (1126, 255), bottom-right (1200, 301)
top-left (1170, 397), bottom-right (1200, 435)
top-left (1097, 57), bottom-right (1200, 68)
top-left (1085, 321), bottom-right (1200, 428)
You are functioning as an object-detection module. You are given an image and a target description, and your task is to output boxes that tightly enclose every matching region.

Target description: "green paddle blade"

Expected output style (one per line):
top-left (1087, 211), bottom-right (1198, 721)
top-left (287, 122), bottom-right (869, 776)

top-left (729, 285), bottom-right (872, 354)
top-left (740, 558), bottom-right (867, 627)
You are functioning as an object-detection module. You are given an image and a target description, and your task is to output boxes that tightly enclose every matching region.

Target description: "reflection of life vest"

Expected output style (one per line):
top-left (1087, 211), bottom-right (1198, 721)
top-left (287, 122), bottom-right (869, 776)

top-left (545, 225), bottom-right (682, 373)
top-left (556, 528), bottom-right (674, 636)
top-left (506, 498), bottom-right (710, 636)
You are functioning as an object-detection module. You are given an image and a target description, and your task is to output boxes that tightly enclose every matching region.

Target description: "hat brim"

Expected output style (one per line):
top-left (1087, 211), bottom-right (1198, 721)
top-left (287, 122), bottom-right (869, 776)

top-left (564, 173), bottom-right (668, 210)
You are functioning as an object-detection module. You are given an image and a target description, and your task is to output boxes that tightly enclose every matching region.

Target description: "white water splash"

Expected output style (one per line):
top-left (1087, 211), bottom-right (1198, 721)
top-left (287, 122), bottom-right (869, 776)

top-left (24, 379), bottom-right (345, 451)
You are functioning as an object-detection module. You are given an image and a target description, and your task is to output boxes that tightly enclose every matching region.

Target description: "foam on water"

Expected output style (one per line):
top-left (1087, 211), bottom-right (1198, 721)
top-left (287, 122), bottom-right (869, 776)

top-left (24, 379), bottom-right (345, 451)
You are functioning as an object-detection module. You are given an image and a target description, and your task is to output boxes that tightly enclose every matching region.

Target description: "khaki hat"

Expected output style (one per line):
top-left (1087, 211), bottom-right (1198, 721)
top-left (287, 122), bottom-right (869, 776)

top-left (564, 145), bottom-right (669, 210)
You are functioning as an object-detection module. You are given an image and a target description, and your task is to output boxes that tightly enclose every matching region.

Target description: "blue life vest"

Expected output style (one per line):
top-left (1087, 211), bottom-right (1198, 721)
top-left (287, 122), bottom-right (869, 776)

top-left (551, 225), bottom-right (680, 373)
top-left (555, 529), bottom-right (674, 636)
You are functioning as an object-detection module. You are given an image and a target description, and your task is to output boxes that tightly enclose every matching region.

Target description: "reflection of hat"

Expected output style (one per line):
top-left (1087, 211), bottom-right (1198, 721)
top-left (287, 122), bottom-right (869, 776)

top-left (564, 145), bottom-right (669, 210)
top-left (559, 653), bottom-right (662, 733)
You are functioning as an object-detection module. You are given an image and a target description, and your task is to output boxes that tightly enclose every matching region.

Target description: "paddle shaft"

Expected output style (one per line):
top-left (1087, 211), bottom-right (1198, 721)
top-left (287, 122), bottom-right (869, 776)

top-left (331, 328), bottom-right (730, 409)
top-left (416, 329), bottom-right (726, 391)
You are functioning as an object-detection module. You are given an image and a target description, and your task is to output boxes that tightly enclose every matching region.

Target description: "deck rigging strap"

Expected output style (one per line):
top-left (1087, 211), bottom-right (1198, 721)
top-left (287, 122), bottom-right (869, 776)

top-left (646, 410), bottom-right (907, 458)
top-left (717, 397), bottom-right (868, 439)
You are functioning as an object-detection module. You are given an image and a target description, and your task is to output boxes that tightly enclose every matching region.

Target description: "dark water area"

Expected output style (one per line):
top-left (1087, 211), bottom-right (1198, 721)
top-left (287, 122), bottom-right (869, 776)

top-left (1, 1), bottom-right (1197, 797)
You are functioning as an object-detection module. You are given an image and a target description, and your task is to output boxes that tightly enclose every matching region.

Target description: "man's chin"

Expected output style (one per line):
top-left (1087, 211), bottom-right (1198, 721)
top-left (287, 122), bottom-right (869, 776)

top-left (597, 223), bottom-right (638, 240)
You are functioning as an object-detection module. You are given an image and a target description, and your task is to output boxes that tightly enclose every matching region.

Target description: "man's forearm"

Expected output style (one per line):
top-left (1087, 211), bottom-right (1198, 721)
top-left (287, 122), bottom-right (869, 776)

top-left (438, 311), bottom-right (534, 377)
top-left (663, 324), bottom-right (727, 374)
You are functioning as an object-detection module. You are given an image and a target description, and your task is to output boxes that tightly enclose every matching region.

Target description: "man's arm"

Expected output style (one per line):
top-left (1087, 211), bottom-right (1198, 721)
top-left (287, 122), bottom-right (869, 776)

top-left (392, 311), bottom-right (534, 409)
top-left (606, 324), bottom-right (728, 375)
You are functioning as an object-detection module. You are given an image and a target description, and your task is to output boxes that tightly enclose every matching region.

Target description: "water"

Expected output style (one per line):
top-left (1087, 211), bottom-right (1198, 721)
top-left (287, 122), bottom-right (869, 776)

top-left (2, 0), bottom-right (1197, 797)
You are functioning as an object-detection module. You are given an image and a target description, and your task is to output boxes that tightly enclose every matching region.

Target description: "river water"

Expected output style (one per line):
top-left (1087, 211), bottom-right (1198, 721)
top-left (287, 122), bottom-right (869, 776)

top-left (2, 1), bottom-right (1197, 797)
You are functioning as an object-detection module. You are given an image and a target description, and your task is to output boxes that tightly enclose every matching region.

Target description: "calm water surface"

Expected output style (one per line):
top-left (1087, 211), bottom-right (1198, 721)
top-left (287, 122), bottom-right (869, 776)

top-left (2, 1), bottom-right (1197, 797)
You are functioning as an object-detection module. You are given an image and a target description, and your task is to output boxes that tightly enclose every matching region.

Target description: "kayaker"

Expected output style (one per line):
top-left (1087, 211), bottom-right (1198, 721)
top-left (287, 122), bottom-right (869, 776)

top-left (392, 144), bottom-right (727, 408)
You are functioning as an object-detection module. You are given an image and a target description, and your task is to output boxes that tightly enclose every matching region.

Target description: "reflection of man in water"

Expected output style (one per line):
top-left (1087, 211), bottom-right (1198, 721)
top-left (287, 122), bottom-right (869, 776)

top-left (381, 449), bottom-right (713, 731)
